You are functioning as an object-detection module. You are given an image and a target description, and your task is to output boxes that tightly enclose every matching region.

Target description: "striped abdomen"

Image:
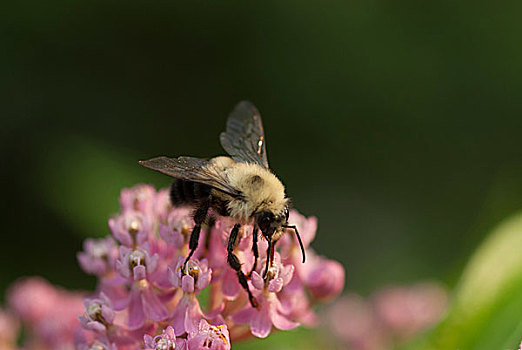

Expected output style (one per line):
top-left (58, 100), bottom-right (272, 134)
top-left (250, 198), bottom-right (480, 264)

top-left (170, 179), bottom-right (211, 206)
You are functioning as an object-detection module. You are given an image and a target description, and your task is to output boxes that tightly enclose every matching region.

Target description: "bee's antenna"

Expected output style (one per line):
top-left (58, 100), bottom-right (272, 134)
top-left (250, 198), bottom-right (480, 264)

top-left (283, 225), bottom-right (306, 263)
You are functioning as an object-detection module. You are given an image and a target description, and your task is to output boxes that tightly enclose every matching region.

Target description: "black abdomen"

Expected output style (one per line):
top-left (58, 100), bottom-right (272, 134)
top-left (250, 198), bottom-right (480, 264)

top-left (170, 179), bottom-right (211, 206)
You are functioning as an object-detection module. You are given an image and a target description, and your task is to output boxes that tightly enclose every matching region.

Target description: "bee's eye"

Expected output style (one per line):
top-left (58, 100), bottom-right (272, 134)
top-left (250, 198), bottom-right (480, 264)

top-left (284, 207), bottom-right (289, 221)
top-left (257, 211), bottom-right (274, 233)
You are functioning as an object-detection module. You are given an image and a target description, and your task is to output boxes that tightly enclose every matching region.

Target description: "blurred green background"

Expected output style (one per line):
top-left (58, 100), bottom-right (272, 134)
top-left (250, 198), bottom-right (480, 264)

top-left (2, 0), bottom-right (522, 311)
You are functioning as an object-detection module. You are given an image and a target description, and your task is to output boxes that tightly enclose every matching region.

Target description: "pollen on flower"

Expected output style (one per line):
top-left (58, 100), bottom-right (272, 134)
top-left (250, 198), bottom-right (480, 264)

top-left (186, 260), bottom-right (201, 279)
top-left (85, 341), bottom-right (112, 350)
top-left (153, 337), bottom-right (175, 350)
top-left (90, 241), bottom-right (110, 259)
top-left (136, 279), bottom-right (149, 290)
top-left (128, 219), bottom-right (141, 234)
top-left (129, 250), bottom-right (145, 268)
top-left (266, 266), bottom-right (278, 280)
top-left (87, 303), bottom-right (102, 321)
top-left (209, 324), bottom-right (229, 345)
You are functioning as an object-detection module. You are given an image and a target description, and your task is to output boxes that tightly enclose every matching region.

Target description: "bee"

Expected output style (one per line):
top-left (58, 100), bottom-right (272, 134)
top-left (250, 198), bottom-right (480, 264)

top-left (139, 101), bottom-right (305, 308)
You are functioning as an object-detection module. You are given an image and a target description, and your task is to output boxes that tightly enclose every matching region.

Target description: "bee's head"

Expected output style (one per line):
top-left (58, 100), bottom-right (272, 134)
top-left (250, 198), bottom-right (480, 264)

top-left (255, 206), bottom-right (289, 240)
top-left (255, 206), bottom-right (306, 264)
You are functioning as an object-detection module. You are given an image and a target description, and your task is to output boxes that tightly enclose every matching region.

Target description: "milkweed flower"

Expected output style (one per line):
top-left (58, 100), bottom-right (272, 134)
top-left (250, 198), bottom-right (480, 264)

top-left (169, 257), bottom-right (212, 336)
top-left (373, 282), bottom-right (448, 340)
top-left (327, 294), bottom-right (388, 350)
top-left (3, 184), bottom-right (343, 349)
top-left (298, 252), bottom-right (345, 301)
top-left (159, 208), bottom-right (194, 250)
top-left (79, 293), bottom-right (115, 332)
top-left (116, 244), bottom-right (169, 330)
top-left (326, 282), bottom-right (448, 350)
top-left (109, 211), bottom-right (153, 247)
top-left (187, 319), bottom-right (230, 350)
top-left (120, 184), bottom-right (157, 214)
top-left (231, 256), bottom-right (298, 338)
top-left (144, 326), bottom-right (186, 350)
top-left (77, 237), bottom-right (119, 276)
top-left (75, 333), bottom-right (118, 350)
top-left (6, 277), bottom-right (84, 350)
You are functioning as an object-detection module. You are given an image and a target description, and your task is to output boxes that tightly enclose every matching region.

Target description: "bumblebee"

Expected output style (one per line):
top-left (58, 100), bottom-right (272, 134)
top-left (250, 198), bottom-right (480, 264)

top-left (139, 101), bottom-right (305, 307)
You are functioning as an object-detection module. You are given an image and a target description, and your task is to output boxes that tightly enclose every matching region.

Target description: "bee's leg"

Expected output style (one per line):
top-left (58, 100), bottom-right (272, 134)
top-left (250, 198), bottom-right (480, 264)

top-left (204, 216), bottom-right (216, 252)
top-left (183, 197), bottom-right (210, 272)
top-left (227, 223), bottom-right (259, 308)
top-left (248, 227), bottom-right (259, 277)
top-left (262, 239), bottom-right (276, 279)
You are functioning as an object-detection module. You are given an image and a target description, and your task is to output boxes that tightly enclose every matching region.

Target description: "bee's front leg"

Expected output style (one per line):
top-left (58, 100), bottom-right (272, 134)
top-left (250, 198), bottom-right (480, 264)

top-left (262, 238), bottom-right (276, 279)
top-left (247, 227), bottom-right (259, 278)
top-left (227, 223), bottom-right (259, 309)
top-left (183, 197), bottom-right (210, 273)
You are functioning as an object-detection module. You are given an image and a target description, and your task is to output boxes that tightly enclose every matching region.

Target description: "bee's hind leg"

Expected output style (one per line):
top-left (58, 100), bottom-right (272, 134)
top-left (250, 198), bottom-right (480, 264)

top-left (183, 197), bottom-right (210, 273)
top-left (227, 223), bottom-right (259, 309)
top-left (203, 216), bottom-right (216, 252)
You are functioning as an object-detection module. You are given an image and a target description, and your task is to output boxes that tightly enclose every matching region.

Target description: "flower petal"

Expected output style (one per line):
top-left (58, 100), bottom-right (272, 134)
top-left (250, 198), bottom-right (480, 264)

top-left (221, 271), bottom-right (240, 299)
top-left (182, 275), bottom-right (195, 294)
top-left (250, 308), bottom-right (272, 338)
top-left (143, 334), bottom-right (154, 348)
top-left (196, 267), bottom-right (211, 291)
top-left (184, 298), bottom-right (204, 336)
top-left (101, 304), bottom-right (115, 324)
top-left (251, 271), bottom-right (264, 290)
top-left (159, 223), bottom-right (172, 243)
top-left (171, 297), bottom-right (189, 336)
top-left (175, 339), bottom-right (187, 350)
top-left (127, 289), bottom-right (145, 330)
top-left (230, 307), bottom-right (255, 325)
top-left (133, 265), bottom-right (146, 281)
top-left (168, 266), bottom-right (179, 287)
top-left (268, 277), bottom-right (283, 293)
top-left (142, 287), bottom-right (168, 322)
top-left (115, 260), bottom-right (129, 279)
top-left (271, 311), bottom-right (299, 331)
top-left (281, 265), bottom-right (294, 285)
top-left (146, 253), bottom-right (159, 274)
top-left (165, 326), bottom-right (176, 339)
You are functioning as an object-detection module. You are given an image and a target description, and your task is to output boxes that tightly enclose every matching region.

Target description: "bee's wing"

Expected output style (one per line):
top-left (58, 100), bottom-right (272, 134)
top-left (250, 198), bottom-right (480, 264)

top-left (139, 156), bottom-right (243, 198)
top-left (220, 101), bottom-right (269, 169)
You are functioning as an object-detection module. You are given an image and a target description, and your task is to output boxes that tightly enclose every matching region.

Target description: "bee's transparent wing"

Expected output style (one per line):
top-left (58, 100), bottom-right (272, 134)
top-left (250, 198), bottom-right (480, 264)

top-left (139, 156), bottom-right (242, 198)
top-left (220, 101), bottom-right (269, 169)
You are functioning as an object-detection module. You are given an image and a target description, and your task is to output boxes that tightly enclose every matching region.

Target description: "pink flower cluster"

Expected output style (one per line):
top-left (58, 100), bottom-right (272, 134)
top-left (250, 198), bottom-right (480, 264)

top-left (327, 282), bottom-right (448, 350)
top-left (5, 277), bottom-right (85, 349)
top-left (75, 184), bottom-right (345, 349)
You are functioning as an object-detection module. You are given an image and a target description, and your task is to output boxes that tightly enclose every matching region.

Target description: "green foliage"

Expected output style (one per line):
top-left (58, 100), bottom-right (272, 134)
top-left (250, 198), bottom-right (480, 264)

top-left (404, 213), bottom-right (522, 350)
top-left (234, 327), bottom-right (331, 350)
top-left (35, 135), bottom-right (168, 237)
